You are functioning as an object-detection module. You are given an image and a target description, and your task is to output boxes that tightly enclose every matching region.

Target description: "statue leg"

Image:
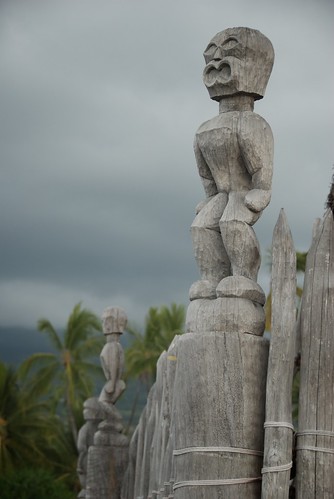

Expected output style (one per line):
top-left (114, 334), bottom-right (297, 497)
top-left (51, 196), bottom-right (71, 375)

top-left (110, 380), bottom-right (126, 404)
top-left (190, 192), bottom-right (230, 299)
top-left (219, 192), bottom-right (262, 282)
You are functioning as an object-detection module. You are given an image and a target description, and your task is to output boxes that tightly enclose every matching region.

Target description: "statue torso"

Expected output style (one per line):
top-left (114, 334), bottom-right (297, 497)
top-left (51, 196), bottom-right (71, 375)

top-left (195, 111), bottom-right (253, 193)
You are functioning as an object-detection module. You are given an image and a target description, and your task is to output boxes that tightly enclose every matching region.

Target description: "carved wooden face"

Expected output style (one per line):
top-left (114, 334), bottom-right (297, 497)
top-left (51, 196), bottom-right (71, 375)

top-left (101, 306), bottom-right (127, 334)
top-left (203, 27), bottom-right (274, 101)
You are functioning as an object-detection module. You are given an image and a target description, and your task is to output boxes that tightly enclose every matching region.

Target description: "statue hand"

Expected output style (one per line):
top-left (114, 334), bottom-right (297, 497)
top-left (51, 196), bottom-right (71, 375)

top-left (245, 189), bottom-right (271, 213)
top-left (105, 379), bottom-right (116, 394)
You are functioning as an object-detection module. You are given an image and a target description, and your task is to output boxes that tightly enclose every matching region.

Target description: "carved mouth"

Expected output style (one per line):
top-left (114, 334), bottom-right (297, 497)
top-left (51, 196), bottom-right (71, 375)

top-left (204, 61), bottom-right (231, 86)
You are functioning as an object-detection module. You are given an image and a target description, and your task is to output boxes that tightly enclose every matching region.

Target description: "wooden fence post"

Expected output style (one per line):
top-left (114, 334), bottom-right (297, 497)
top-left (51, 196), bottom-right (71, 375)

top-left (296, 209), bottom-right (334, 497)
top-left (262, 209), bottom-right (296, 498)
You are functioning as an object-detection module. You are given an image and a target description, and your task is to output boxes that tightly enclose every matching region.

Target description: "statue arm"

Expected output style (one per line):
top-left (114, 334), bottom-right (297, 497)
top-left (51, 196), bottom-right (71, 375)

top-left (100, 344), bottom-right (118, 393)
top-left (237, 112), bottom-right (274, 212)
top-left (77, 426), bottom-right (88, 453)
top-left (194, 137), bottom-right (218, 199)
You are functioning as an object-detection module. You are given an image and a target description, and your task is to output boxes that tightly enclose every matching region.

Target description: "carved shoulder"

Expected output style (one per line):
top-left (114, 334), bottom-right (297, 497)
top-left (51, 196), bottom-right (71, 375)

top-left (195, 116), bottom-right (216, 135)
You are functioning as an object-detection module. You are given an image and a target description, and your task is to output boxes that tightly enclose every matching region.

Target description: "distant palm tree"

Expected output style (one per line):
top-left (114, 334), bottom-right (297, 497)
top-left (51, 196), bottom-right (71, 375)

top-left (18, 303), bottom-right (103, 442)
top-left (124, 303), bottom-right (185, 432)
top-left (125, 303), bottom-right (185, 391)
top-left (0, 361), bottom-right (59, 474)
top-left (0, 360), bottom-right (80, 490)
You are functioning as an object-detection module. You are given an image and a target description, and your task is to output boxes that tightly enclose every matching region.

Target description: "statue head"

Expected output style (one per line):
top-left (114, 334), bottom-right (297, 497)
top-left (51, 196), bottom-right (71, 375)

top-left (101, 306), bottom-right (127, 335)
top-left (83, 397), bottom-right (106, 421)
top-left (203, 27), bottom-right (274, 102)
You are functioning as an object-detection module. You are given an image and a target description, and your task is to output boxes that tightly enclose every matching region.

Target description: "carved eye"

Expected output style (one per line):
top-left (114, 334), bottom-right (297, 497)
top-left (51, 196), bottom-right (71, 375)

top-left (203, 44), bottom-right (217, 63)
top-left (222, 37), bottom-right (238, 50)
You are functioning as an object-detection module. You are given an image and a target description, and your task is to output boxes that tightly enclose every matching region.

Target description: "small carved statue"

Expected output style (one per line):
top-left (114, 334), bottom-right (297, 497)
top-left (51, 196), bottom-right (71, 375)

top-left (77, 397), bottom-right (105, 496)
top-left (84, 307), bottom-right (129, 499)
top-left (98, 306), bottom-right (127, 407)
top-left (190, 27), bottom-right (274, 301)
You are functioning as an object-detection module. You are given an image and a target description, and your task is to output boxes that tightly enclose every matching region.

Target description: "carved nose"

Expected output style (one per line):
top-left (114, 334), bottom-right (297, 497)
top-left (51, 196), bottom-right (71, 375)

top-left (213, 47), bottom-right (222, 60)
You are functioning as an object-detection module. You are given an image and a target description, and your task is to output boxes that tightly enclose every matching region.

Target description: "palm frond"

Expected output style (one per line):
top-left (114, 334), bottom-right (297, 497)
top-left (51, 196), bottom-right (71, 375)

top-left (37, 319), bottom-right (63, 351)
top-left (20, 361), bottom-right (60, 401)
top-left (64, 303), bottom-right (101, 350)
top-left (0, 362), bottom-right (19, 415)
top-left (74, 334), bottom-right (104, 360)
top-left (17, 352), bottom-right (58, 380)
top-left (74, 360), bottom-right (103, 379)
top-left (125, 304), bottom-right (185, 385)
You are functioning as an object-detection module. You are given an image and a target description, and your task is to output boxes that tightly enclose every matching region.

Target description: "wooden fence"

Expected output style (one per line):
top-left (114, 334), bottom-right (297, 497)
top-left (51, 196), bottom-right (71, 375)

top-left (120, 207), bottom-right (334, 499)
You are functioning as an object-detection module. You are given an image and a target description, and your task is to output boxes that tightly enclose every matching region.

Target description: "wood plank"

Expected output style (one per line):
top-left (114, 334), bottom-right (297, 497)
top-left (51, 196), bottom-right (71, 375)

top-left (261, 209), bottom-right (296, 498)
top-left (172, 332), bottom-right (268, 499)
top-left (296, 210), bottom-right (334, 497)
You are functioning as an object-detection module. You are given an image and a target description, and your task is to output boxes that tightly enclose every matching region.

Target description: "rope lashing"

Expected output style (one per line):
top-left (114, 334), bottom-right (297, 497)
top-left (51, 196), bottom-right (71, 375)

top-left (173, 446), bottom-right (263, 457)
top-left (264, 421), bottom-right (295, 431)
top-left (173, 477), bottom-right (262, 490)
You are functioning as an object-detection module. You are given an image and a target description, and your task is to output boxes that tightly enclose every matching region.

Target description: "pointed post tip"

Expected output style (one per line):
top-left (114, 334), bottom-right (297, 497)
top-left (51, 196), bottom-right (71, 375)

top-left (273, 208), bottom-right (293, 240)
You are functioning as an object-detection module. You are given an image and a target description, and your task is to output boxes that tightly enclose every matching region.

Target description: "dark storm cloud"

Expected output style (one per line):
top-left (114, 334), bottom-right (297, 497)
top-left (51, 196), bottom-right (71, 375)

top-left (1, 0), bottom-right (333, 328)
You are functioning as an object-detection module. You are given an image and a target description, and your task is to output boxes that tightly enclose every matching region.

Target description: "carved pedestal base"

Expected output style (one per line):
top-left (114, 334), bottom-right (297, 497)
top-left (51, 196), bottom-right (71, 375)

top-left (186, 296), bottom-right (265, 336)
top-left (85, 410), bottom-right (129, 499)
top-left (187, 276), bottom-right (266, 335)
top-left (172, 331), bottom-right (269, 499)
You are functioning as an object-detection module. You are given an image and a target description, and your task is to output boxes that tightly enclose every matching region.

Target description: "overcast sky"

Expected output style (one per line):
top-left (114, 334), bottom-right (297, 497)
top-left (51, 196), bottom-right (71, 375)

top-left (1, 0), bottom-right (333, 330)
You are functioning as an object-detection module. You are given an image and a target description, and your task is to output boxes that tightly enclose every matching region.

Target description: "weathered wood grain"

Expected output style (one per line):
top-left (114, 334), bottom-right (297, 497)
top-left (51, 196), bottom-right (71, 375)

top-left (158, 336), bottom-right (180, 491)
top-left (261, 209), bottom-right (296, 498)
top-left (172, 332), bottom-right (268, 499)
top-left (138, 383), bottom-right (156, 498)
top-left (86, 425), bottom-right (129, 499)
top-left (120, 424), bottom-right (138, 499)
top-left (296, 209), bottom-right (334, 498)
top-left (148, 352), bottom-right (167, 496)
top-left (122, 337), bottom-right (181, 499)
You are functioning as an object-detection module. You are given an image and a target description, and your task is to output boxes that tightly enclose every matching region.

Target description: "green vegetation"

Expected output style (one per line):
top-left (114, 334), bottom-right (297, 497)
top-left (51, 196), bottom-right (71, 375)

top-left (0, 302), bottom-right (185, 493)
top-left (0, 468), bottom-right (76, 499)
top-left (0, 359), bottom-right (79, 492)
top-left (18, 303), bottom-right (103, 442)
top-left (0, 303), bottom-right (103, 495)
top-left (125, 303), bottom-right (185, 391)
top-left (124, 303), bottom-right (185, 432)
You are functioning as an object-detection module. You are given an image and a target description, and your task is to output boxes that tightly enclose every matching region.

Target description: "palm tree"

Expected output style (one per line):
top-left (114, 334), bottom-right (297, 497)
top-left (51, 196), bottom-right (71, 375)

top-left (0, 361), bottom-right (62, 474)
top-left (18, 303), bottom-right (103, 442)
top-left (0, 360), bottom-right (80, 494)
top-left (125, 303), bottom-right (185, 391)
top-left (124, 303), bottom-right (185, 432)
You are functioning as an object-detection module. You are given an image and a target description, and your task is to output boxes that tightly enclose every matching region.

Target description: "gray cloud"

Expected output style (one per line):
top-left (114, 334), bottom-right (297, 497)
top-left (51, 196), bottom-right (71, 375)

top-left (1, 0), bottom-right (333, 328)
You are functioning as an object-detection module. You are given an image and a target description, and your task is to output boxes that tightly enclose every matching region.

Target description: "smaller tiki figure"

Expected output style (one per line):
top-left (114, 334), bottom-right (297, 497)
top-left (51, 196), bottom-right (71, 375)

top-left (99, 307), bottom-right (127, 406)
